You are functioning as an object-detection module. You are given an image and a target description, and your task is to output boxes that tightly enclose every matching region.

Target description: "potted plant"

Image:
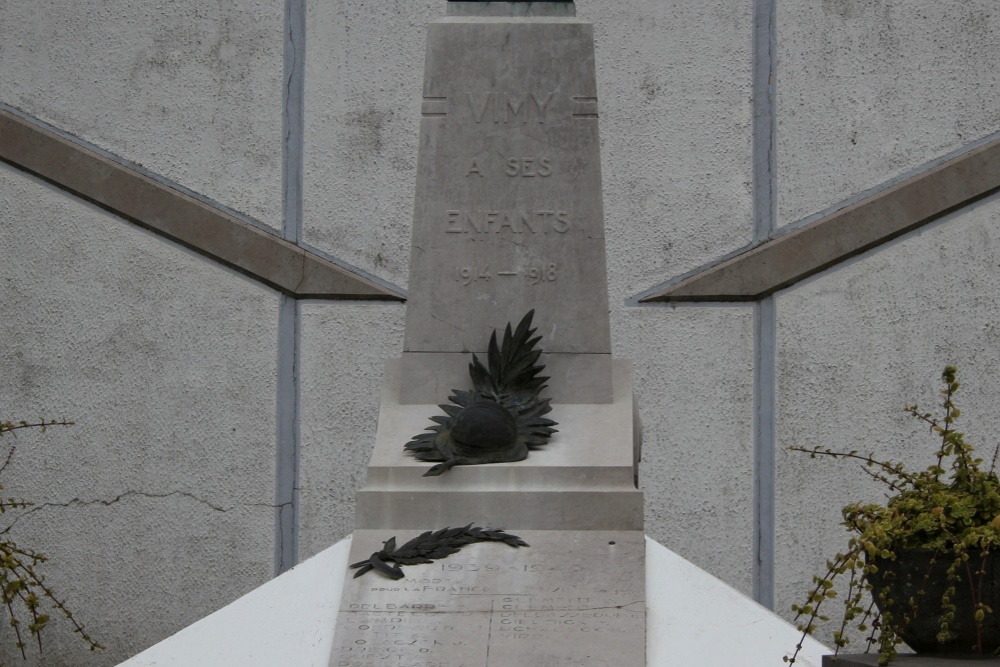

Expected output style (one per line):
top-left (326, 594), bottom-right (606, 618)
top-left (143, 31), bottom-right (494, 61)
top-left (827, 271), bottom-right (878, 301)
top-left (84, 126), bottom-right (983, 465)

top-left (784, 366), bottom-right (1000, 665)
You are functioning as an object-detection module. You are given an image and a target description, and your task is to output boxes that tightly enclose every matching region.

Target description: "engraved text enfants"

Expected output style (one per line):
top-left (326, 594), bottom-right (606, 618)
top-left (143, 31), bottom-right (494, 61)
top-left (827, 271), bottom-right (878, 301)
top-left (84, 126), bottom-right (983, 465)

top-left (447, 91), bottom-right (570, 236)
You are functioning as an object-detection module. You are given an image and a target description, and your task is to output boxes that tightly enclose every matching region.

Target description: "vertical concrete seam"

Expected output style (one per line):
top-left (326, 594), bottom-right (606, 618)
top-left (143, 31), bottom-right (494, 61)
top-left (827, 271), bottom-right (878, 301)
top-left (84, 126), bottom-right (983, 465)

top-left (283, 0), bottom-right (306, 245)
top-left (275, 296), bottom-right (301, 574)
top-left (275, 0), bottom-right (306, 575)
top-left (752, 0), bottom-right (777, 243)
top-left (751, 0), bottom-right (778, 608)
top-left (753, 297), bottom-right (777, 608)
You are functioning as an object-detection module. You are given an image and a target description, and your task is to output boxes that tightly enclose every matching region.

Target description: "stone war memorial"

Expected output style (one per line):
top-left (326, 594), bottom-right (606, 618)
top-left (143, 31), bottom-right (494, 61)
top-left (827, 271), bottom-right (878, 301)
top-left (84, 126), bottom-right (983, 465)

top-left (330, 1), bottom-right (646, 665)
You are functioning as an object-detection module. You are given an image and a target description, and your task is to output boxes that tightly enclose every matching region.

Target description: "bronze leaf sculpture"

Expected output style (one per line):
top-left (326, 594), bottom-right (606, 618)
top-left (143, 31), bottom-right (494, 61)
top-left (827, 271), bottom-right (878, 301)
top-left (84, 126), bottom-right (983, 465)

top-left (404, 310), bottom-right (558, 476)
top-left (350, 525), bottom-right (528, 580)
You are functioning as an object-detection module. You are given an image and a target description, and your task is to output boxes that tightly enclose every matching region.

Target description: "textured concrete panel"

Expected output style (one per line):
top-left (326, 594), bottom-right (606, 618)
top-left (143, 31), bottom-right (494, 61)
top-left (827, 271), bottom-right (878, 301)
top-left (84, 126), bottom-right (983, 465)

top-left (0, 0), bottom-right (283, 229)
top-left (0, 163), bottom-right (279, 663)
top-left (777, 1), bottom-right (1000, 227)
top-left (589, 0), bottom-right (754, 303)
top-left (640, 135), bottom-right (1000, 301)
top-left (303, 0), bottom-right (438, 288)
top-left (614, 305), bottom-right (755, 595)
top-left (774, 193), bottom-right (1000, 648)
top-left (297, 303), bottom-right (405, 560)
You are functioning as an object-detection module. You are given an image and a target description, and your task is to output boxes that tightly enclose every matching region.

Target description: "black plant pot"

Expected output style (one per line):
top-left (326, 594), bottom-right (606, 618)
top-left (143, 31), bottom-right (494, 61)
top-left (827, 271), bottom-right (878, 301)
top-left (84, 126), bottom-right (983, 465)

top-left (869, 549), bottom-right (1000, 658)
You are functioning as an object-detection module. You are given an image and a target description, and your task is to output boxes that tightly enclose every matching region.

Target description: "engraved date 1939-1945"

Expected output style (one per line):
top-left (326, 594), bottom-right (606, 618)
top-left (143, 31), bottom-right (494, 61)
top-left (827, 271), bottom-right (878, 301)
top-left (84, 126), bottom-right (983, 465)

top-left (455, 264), bottom-right (557, 286)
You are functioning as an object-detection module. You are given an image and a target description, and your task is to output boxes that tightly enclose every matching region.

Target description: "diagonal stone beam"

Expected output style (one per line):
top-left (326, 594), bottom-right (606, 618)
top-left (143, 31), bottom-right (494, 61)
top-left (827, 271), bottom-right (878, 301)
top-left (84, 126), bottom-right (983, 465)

top-left (0, 108), bottom-right (405, 301)
top-left (639, 135), bottom-right (1000, 303)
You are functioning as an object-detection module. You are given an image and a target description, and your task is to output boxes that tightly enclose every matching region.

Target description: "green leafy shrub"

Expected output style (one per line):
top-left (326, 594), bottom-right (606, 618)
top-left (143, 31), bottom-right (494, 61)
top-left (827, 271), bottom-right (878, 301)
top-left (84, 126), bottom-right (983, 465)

top-left (785, 367), bottom-right (1000, 665)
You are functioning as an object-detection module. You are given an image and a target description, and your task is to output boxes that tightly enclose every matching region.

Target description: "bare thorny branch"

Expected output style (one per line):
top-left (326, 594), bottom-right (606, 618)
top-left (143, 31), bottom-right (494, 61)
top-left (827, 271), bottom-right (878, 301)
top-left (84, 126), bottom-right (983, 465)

top-left (0, 419), bottom-right (102, 663)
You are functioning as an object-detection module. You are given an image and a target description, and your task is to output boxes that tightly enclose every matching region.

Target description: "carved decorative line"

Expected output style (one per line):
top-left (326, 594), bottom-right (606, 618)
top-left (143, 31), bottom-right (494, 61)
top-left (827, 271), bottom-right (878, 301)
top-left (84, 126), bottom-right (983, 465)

top-left (571, 95), bottom-right (599, 118)
top-left (636, 134), bottom-right (1000, 303)
top-left (422, 96), bottom-right (449, 117)
top-left (0, 107), bottom-right (405, 301)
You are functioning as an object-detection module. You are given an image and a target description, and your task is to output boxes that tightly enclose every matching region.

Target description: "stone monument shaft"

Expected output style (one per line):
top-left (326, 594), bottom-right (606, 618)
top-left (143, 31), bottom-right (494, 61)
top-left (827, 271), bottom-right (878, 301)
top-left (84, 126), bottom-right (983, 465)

top-left (401, 1), bottom-right (613, 404)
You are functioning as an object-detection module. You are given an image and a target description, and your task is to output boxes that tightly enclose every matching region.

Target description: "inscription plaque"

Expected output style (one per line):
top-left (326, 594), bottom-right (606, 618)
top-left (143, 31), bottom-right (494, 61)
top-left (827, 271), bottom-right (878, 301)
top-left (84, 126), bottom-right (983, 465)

top-left (331, 530), bottom-right (645, 667)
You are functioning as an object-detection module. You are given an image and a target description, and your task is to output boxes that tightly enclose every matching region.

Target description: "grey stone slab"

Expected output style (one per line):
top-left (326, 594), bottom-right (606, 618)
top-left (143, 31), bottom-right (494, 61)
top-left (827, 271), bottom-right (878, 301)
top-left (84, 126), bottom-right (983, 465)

top-left (402, 17), bottom-right (612, 394)
top-left (398, 351), bottom-right (612, 404)
top-left (331, 529), bottom-right (645, 667)
top-left (822, 656), bottom-right (1000, 666)
top-left (355, 490), bottom-right (643, 532)
top-left (355, 360), bottom-right (642, 531)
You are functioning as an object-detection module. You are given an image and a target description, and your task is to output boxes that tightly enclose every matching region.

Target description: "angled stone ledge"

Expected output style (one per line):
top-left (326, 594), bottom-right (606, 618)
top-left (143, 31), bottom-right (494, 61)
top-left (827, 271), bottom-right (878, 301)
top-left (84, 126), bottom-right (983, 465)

top-left (638, 135), bottom-right (1000, 303)
top-left (0, 108), bottom-right (405, 301)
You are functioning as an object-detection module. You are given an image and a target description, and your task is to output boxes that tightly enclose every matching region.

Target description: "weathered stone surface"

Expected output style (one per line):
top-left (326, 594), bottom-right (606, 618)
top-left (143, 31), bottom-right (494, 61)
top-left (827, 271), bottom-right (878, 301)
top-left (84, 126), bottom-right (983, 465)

top-left (401, 15), bottom-right (612, 400)
top-left (331, 529), bottom-right (645, 667)
top-left (0, 161), bottom-right (277, 665)
top-left (777, 2), bottom-right (1000, 228)
top-left (773, 196), bottom-right (1000, 647)
top-left (357, 360), bottom-right (642, 530)
top-left (397, 350), bottom-right (612, 404)
top-left (448, 2), bottom-right (577, 17)
top-left (0, 0), bottom-right (284, 230)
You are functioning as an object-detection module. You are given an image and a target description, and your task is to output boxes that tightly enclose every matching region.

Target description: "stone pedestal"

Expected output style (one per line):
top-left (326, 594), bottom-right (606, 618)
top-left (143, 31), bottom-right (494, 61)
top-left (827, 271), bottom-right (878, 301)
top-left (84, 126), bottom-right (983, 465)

top-left (332, 358), bottom-right (644, 665)
top-left (823, 655), bottom-right (1000, 666)
top-left (355, 360), bottom-right (642, 531)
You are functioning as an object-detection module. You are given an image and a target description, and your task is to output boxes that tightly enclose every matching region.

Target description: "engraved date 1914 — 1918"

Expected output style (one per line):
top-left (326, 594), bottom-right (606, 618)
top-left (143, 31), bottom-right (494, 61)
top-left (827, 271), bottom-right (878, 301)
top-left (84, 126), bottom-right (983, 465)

top-left (454, 263), bottom-right (557, 286)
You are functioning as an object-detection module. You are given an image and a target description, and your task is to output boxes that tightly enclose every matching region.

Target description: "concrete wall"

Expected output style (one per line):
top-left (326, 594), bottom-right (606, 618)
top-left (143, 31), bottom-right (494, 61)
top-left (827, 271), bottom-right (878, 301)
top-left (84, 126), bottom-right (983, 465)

top-left (777, 0), bottom-right (1000, 227)
top-left (0, 0), bottom-right (285, 230)
top-left (1, 0), bottom-right (999, 662)
top-left (0, 163), bottom-right (278, 665)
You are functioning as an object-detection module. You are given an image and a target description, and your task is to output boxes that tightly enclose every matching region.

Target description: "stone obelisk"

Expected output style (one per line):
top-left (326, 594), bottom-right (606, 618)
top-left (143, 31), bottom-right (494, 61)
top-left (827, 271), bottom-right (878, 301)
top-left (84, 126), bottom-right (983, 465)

top-left (331, 3), bottom-right (645, 665)
top-left (399, 0), bottom-right (612, 406)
